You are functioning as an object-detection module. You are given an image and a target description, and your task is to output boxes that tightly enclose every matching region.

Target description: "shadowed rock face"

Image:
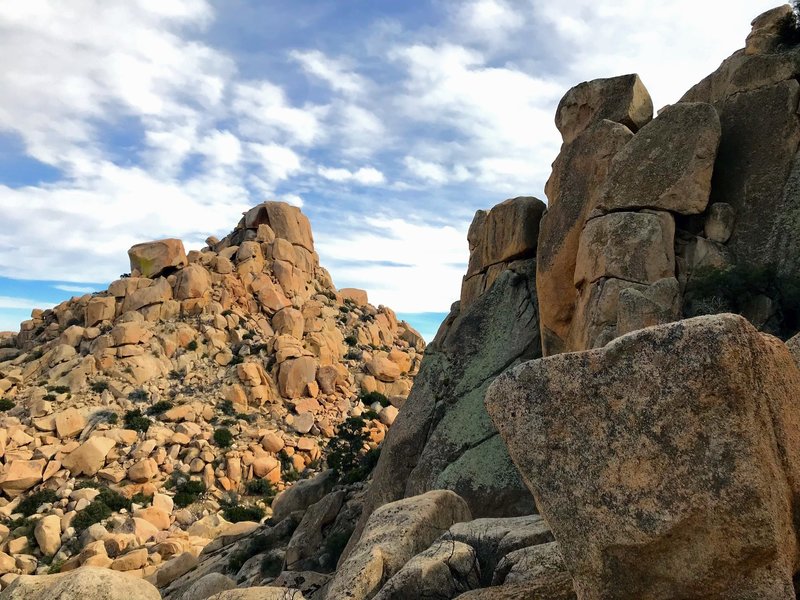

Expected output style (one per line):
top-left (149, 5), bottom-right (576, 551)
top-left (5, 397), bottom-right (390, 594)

top-left (486, 314), bottom-right (800, 600)
top-left (344, 197), bottom-right (544, 564)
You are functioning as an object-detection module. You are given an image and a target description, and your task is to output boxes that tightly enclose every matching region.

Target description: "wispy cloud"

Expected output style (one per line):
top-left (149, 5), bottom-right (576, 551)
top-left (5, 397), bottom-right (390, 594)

top-left (0, 296), bottom-right (55, 310)
top-left (53, 285), bottom-right (100, 294)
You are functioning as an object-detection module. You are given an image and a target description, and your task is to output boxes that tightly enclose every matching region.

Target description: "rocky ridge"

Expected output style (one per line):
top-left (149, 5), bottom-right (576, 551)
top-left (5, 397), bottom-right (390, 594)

top-left (0, 201), bottom-right (422, 591)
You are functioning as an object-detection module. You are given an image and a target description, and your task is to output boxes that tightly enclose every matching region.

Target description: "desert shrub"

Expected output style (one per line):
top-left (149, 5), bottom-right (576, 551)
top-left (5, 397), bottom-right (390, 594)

top-left (345, 348), bottom-right (362, 361)
top-left (326, 417), bottom-right (376, 483)
top-left (172, 478), bottom-right (205, 508)
top-left (96, 487), bottom-right (132, 512)
top-left (213, 428), bottom-right (233, 448)
top-left (131, 492), bottom-right (152, 506)
top-left (218, 399), bottom-right (237, 416)
top-left (245, 479), bottom-right (276, 500)
top-left (344, 335), bottom-right (358, 347)
top-left (48, 560), bottom-right (64, 574)
top-left (684, 264), bottom-right (800, 339)
top-left (43, 394), bottom-right (56, 402)
top-left (72, 501), bottom-right (112, 532)
top-left (48, 385), bottom-right (71, 394)
top-left (128, 388), bottom-right (149, 402)
top-left (260, 553), bottom-right (283, 578)
top-left (75, 480), bottom-right (101, 490)
top-left (0, 398), bottom-right (15, 411)
top-left (186, 340), bottom-right (198, 351)
top-left (221, 494), bottom-right (264, 523)
top-left (147, 401), bottom-right (173, 415)
top-left (90, 380), bottom-right (109, 393)
top-left (324, 529), bottom-right (354, 565)
top-left (123, 409), bottom-right (151, 433)
top-left (360, 391), bottom-right (389, 407)
top-left (779, 2), bottom-right (800, 47)
top-left (362, 409), bottom-right (380, 420)
top-left (94, 410), bottom-right (118, 425)
top-left (168, 369), bottom-right (184, 381)
top-left (17, 489), bottom-right (59, 517)
top-left (229, 354), bottom-right (244, 366)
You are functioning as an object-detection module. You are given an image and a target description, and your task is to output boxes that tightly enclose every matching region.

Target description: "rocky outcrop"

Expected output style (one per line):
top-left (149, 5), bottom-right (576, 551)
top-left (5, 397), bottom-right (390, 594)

top-left (486, 314), bottom-right (800, 599)
top-left (325, 490), bottom-right (471, 600)
top-left (0, 201), bottom-right (421, 587)
top-left (347, 197), bottom-right (542, 559)
top-left (0, 566), bottom-right (162, 600)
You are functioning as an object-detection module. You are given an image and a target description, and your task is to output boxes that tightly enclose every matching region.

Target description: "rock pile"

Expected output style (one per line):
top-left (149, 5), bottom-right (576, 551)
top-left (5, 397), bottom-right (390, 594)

top-left (0, 201), bottom-right (422, 590)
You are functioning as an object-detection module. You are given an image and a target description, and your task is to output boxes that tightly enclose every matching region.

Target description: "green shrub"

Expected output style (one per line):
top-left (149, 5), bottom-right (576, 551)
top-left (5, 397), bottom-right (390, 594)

top-left (17, 489), bottom-right (59, 517)
top-left (326, 417), bottom-right (376, 483)
top-left (147, 401), bottom-right (173, 415)
top-left (47, 385), bottom-right (70, 394)
top-left (187, 340), bottom-right (198, 351)
top-left (221, 498), bottom-right (264, 523)
top-left (131, 492), bottom-right (152, 506)
top-left (345, 348), bottom-right (362, 361)
top-left (344, 335), bottom-right (358, 347)
top-left (245, 479), bottom-right (276, 500)
top-left (779, 2), bottom-right (800, 47)
top-left (168, 370), bottom-right (184, 381)
top-left (128, 388), bottom-right (149, 402)
top-left (90, 380), bottom-right (109, 393)
top-left (172, 478), bottom-right (205, 508)
top-left (684, 264), bottom-right (800, 340)
top-left (362, 409), bottom-right (380, 420)
top-left (48, 560), bottom-right (64, 574)
top-left (260, 553), bottom-right (283, 578)
top-left (96, 487), bottom-right (132, 512)
top-left (213, 428), bottom-right (234, 448)
top-left (0, 398), bottom-right (15, 411)
top-left (74, 480), bottom-right (101, 490)
top-left (123, 409), bottom-right (151, 433)
top-left (360, 391), bottom-right (389, 407)
top-left (229, 354), bottom-right (244, 366)
top-left (219, 400), bottom-right (236, 416)
top-left (72, 501), bottom-right (112, 533)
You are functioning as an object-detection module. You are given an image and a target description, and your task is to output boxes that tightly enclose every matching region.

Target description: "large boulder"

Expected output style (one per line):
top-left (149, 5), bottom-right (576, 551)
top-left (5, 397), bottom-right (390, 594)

top-left (326, 490), bottom-right (472, 600)
top-left (537, 119), bottom-right (633, 356)
top-left (278, 357), bottom-right (317, 399)
top-left (486, 314), bottom-right (800, 599)
top-left (242, 202), bottom-right (314, 252)
top-left (0, 459), bottom-right (45, 498)
top-left (597, 102), bottom-right (721, 215)
top-left (554, 73), bottom-right (652, 144)
top-left (128, 239), bottom-right (187, 278)
top-left (0, 567), bottom-right (161, 600)
top-left (62, 437), bottom-right (116, 476)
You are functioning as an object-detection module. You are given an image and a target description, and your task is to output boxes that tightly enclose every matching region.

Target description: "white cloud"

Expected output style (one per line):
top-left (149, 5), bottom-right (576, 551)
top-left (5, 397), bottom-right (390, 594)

top-left (53, 285), bottom-right (100, 294)
top-left (316, 216), bottom-right (467, 313)
top-left (318, 166), bottom-right (386, 186)
top-left (0, 296), bottom-right (56, 310)
top-left (457, 0), bottom-right (525, 38)
top-left (197, 130), bottom-right (242, 167)
top-left (247, 143), bottom-right (303, 183)
top-left (290, 50), bottom-right (367, 96)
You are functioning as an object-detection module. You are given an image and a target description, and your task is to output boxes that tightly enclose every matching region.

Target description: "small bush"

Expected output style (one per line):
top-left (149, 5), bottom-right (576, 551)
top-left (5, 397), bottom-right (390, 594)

top-left (172, 478), bottom-right (205, 508)
top-left (48, 385), bottom-right (71, 394)
top-left (90, 380), bottom-right (109, 393)
top-left (779, 2), bottom-right (800, 48)
top-left (0, 398), bottom-right (15, 411)
top-left (48, 560), bottom-right (64, 574)
top-left (131, 492), bottom-right (152, 506)
top-left (186, 340), bottom-right (198, 351)
top-left (345, 348), bottom-right (362, 361)
top-left (362, 409), bottom-right (380, 420)
top-left (123, 409), bottom-right (151, 433)
top-left (213, 428), bottom-right (234, 448)
top-left (327, 417), bottom-right (376, 484)
top-left (96, 487), bottom-right (132, 512)
top-left (17, 489), bottom-right (59, 517)
top-left (229, 354), bottom-right (244, 366)
top-left (128, 388), bottom-right (149, 402)
top-left (147, 401), bottom-right (173, 415)
top-left (221, 495), bottom-right (264, 523)
top-left (219, 400), bottom-right (237, 416)
top-left (245, 479), bottom-right (276, 499)
top-left (344, 335), bottom-right (358, 347)
top-left (260, 553), bottom-right (283, 578)
top-left (75, 480), bottom-right (101, 490)
top-left (360, 391), bottom-right (389, 407)
top-left (168, 370), bottom-right (184, 381)
top-left (72, 501), bottom-right (112, 533)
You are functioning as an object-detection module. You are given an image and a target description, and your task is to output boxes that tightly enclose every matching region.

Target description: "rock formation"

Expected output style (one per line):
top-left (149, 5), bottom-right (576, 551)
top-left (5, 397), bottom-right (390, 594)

top-left (346, 196), bottom-right (543, 561)
top-left (487, 314), bottom-right (800, 598)
top-left (0, 201), bottom-right (421, 589)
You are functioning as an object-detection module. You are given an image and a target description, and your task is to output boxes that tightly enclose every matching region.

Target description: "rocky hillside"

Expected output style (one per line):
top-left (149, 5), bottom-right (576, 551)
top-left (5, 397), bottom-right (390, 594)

top-left (0, 201), bottom-right (423, 589)
top-left (5, 4), bottom-right (800, 600)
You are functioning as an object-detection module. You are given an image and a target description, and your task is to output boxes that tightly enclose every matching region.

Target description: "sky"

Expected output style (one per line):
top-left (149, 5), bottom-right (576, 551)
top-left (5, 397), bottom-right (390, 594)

top-left (0, 0), bottom-right (779, 340)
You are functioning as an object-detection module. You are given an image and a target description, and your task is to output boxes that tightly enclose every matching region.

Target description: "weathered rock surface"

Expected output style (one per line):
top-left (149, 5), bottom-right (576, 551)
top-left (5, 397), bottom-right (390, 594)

top-left (487, 314), bottom-right (800, 599)
top-left (326, 490), bottom-right (471, 600)
top-left (128, 239), bottom-right (188, 278)
top-left (555, 73), bottom-right (652, 144)
top-left (0, 567), bottom-right (162, 600)
top-left (597, 102), bottom-right (721, 215)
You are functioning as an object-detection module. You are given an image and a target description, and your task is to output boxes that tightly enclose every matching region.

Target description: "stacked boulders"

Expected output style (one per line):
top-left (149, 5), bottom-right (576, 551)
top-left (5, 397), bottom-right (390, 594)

top-left (0, 201), bottom-right (422, 589)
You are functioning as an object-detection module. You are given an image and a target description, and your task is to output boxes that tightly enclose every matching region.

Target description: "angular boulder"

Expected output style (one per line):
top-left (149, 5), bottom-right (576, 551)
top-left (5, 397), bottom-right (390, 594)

top-left (278, 356), bottom-right (317, 399)
top-left (486, 314), bottom-right (800, 599)
top-left (326, 490), bottom-right (472, 600)
top-left (62, 437), bottom-right (116, 476)
top-left (128, 239), bottom-right (187, 278)
top-left (597, 102), bottom-right (721, 215)
top-left (555, 74), bottom-right (653, 144)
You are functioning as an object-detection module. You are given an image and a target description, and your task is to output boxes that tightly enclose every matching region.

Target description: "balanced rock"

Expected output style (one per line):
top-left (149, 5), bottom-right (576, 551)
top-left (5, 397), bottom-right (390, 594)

top-left (554, 73), bottom-right (653, 144)
top-left (128, 239), bottom-right (187, 278)
top-left (486, 314), bottom-right (800, 599)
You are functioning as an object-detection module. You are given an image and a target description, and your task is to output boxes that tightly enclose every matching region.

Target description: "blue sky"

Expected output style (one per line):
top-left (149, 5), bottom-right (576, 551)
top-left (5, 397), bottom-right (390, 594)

top-left (0, 0), bottom-right (777, 339)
